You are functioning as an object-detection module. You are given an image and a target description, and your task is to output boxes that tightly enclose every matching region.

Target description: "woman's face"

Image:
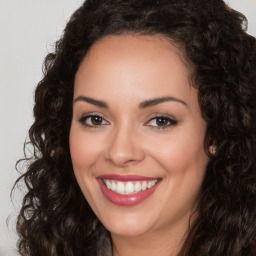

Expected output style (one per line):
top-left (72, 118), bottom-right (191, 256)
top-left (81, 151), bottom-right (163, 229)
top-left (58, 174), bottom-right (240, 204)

top-left (70, 35), bottom-right (209, 238)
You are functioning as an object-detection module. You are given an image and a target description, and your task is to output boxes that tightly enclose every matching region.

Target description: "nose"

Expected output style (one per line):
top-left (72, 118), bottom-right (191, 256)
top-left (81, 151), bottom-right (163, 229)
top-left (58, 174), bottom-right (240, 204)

top-left (104, 124), bottom-right (145, 167)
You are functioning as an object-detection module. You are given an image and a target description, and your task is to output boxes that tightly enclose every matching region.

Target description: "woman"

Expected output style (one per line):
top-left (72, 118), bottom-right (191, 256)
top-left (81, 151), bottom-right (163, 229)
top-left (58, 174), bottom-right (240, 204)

top-left (15, 0), bottom-right (256, 255)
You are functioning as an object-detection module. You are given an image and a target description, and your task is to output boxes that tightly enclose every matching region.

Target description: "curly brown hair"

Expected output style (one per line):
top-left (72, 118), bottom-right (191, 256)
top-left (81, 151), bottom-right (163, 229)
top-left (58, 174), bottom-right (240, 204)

top-left (15, 0), bottom-right (256, 255)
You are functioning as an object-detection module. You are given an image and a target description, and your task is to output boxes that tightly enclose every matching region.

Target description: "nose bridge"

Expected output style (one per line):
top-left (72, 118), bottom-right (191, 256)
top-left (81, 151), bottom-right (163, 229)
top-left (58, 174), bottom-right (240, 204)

top-left (105, 120), bottom-right (144, 166)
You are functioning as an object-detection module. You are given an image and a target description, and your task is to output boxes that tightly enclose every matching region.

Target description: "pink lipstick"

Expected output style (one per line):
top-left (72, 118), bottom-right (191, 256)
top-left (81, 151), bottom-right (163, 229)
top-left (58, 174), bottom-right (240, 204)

top-left (97, 174), bottom-right (161, 206)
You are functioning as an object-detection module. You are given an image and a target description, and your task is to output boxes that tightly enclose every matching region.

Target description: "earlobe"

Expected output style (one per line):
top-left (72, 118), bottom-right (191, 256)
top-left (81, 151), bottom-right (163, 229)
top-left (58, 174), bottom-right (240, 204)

top-left (209, 145), bottom-right (216, 155)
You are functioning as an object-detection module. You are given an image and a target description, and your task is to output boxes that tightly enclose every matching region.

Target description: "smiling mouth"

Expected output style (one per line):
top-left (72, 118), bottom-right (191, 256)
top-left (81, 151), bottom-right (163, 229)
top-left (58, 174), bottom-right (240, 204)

top-left (97, 174), bottom-right (162, 206)
top-left (102, 179), bottom-right (159, 195)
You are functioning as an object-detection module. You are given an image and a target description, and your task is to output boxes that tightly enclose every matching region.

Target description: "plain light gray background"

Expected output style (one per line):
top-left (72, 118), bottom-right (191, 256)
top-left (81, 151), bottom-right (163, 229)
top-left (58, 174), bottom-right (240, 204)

top-left (0, 1), bottom-right (255, 255)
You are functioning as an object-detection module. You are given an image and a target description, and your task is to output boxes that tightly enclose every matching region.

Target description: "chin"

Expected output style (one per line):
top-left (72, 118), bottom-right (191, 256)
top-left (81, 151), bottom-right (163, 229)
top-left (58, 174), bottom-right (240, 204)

top-left (107, 224), bottom-right (150, 237)
top-left (100, 212), bottom-right (154, 237)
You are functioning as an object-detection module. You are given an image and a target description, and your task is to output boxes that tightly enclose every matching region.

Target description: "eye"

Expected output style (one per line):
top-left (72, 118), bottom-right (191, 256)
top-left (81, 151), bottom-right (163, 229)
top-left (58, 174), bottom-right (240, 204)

top-left (78, 115), bottom-right (109, 127)
top-left (145, 116), bottom-right (177, 129)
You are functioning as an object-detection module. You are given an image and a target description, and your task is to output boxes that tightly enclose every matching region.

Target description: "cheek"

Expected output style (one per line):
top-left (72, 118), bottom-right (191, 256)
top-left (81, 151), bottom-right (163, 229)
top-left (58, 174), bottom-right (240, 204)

top-left (148, 125), bottom-right (208, 176)
top-left (69, 125), bottom-right (102, 204)
top-left (69, 125), bottom-right (101, 170)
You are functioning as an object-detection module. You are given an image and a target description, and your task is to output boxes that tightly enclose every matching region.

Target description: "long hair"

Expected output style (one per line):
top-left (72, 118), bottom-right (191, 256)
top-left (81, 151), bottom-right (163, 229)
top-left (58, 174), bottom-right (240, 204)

top-left (15, 0), bottom-right (256, 255)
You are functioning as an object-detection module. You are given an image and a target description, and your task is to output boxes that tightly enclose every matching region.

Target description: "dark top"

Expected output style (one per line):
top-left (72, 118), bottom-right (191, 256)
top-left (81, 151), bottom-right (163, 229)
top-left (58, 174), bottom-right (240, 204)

top-left (97, 224), bottom-right (112, 256)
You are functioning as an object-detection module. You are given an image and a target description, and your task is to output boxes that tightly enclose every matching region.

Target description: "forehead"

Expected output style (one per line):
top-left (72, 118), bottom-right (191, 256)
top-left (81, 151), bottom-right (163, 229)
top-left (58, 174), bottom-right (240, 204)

top-left (74, 35), bottom-right (197, 109)
top-left (77, 34), bottom-right (190, 79)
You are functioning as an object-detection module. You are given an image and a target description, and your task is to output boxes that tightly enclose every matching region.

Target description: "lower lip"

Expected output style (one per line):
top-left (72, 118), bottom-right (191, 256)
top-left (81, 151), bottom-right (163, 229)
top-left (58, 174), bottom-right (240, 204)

top-left (97, 179), bottom-right (161, 206)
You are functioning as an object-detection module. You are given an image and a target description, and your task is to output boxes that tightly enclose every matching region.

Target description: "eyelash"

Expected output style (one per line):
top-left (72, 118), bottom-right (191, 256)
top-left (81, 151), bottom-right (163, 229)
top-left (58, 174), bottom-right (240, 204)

top-left (78, 115), bottom-right (109, 128)
top-left (78, 115), bottom-right (178, 130)
top-left (145, 116), bottom-right (178, 129)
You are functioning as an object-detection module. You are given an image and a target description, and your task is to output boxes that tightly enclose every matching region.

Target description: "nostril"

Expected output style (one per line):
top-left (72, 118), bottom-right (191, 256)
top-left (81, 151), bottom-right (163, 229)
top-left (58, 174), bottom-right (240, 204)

top-left (103, 128), bottom-right (145, 166)
top-left (105, 155), bottom-right (139, 167)
top-left (104, 147), bottom-right (145, 167)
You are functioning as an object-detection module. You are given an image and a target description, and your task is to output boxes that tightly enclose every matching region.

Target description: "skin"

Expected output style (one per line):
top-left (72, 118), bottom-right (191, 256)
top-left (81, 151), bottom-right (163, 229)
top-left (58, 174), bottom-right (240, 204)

top-left (69, 35), bottom-right (209, 256)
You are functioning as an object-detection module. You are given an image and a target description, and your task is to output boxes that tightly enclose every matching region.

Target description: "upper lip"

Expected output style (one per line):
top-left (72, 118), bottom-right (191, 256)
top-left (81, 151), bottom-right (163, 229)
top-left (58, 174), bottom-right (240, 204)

top-left (97, 174), bottom-right (161, 181)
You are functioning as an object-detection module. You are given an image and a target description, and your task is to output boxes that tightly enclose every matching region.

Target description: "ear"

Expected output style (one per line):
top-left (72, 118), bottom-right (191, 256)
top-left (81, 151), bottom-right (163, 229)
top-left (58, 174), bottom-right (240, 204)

top-left (209, 145), bottom-right (216, 155)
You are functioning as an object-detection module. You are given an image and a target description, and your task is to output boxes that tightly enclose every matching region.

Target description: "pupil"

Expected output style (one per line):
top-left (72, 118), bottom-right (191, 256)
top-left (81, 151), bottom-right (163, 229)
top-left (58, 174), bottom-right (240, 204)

top-left (156, 117), bottom-right (168, 126)
top-left (92, 116), bottom-right (102, 125)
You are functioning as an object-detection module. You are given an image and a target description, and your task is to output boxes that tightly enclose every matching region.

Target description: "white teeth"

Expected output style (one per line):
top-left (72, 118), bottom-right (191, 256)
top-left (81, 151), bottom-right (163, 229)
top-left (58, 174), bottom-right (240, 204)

top-left (116, 182), bottom-right (125, 194)
top-left (103, 179), bottom-right (158, 195)
top-left (141, 181), bottom-right (147, 191)
top-left (147, 180), bottom-right (157, 189)
top-left (111, 181), bottom-right (117, 192)
top-left (106, 180), bottom-right (111, 189)
top-left (147, 181), bottom-right (153, 189)
top-left (134, 182), bottom-right (141, 192)
top-left (125, 182), bottom-right (134, 194)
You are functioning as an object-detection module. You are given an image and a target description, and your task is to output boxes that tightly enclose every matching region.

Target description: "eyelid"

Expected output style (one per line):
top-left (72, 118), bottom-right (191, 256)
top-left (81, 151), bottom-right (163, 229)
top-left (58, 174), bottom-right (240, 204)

top-left (144, 114), bottom-right (178, 129)
top-left (77, 112), bottom-right (178, 130)
top-left (78, 113), bottom-right (110, 128)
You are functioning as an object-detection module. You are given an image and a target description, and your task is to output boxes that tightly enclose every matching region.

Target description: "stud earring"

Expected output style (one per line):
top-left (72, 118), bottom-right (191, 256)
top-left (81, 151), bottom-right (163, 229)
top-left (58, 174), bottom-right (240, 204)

top-left (209, 145), bottom-right (216, 155)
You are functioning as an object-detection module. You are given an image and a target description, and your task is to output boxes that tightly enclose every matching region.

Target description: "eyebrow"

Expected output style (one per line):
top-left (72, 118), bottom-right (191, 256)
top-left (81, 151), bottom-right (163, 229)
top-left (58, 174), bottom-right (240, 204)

top-left (73, 95), bottom-right (188, 109)
top-left (73, 95), bottom-right (109, 108)
top-left (139, 96), bottom-right (188, 108)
